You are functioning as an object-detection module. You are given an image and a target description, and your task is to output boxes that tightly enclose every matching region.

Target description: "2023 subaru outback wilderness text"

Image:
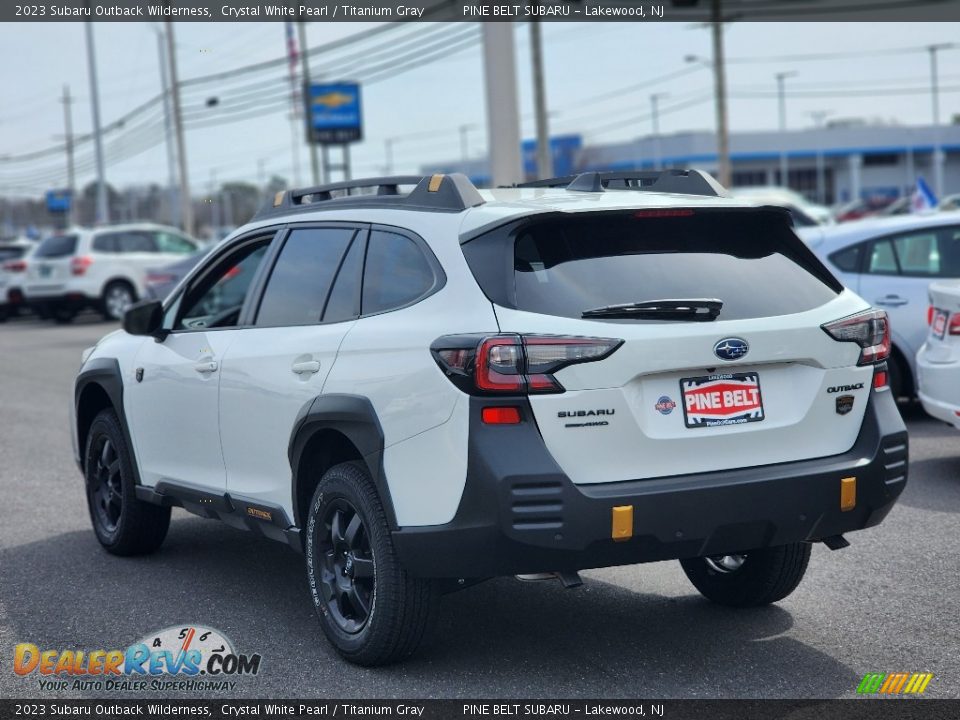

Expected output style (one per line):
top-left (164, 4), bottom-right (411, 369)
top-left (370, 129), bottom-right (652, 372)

top-left (71, 171), bottom-right (908, 666)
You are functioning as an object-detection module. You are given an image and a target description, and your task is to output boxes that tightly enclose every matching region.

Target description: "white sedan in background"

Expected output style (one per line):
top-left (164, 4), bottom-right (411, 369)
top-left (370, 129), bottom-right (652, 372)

top-left (917, 280), bottom-right (960, 430)
top-left (799, 213), bottom-right (960, 398)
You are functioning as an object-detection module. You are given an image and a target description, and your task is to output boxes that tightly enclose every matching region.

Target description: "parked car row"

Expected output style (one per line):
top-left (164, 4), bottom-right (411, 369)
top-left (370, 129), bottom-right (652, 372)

top-left (5, 223), bottom-right (201, 323)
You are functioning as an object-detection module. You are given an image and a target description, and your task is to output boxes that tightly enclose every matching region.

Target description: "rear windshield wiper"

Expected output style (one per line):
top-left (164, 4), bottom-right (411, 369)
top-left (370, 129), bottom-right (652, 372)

top-left (581, 298), bottom-right (723, 321)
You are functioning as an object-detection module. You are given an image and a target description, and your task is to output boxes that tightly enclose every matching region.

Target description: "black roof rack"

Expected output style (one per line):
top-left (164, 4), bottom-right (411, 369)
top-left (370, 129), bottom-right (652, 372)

top-left (514, 169), bottom-right (729, 198)
top-left (252, 173), bottom-right (485, 221)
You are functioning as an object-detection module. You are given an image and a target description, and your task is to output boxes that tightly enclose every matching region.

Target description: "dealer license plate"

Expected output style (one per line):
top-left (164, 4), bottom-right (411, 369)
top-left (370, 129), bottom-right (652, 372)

top-left (680, 372), bottom-right (765, 429)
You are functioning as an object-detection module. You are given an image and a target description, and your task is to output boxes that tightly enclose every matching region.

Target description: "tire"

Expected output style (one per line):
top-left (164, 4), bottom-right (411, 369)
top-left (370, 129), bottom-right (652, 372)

top-left (102, 281), bottom-right (136, 321)
top-left (84, 408), bottom-right (170, 556)
top-left (305, 461), bottom-right (438, 666)
top-left (0, 305), bottom-right (8, 323)
top-left (52, 305), bottom-right (78, 324)
top-left (679, 543), bottom-right (811, 608)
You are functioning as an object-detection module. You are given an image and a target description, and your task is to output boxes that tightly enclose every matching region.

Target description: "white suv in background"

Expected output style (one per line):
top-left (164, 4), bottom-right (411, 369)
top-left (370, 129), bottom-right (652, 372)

top-left (23, 223), bottom-right (199, 322)
top-left (71, 172), bottom-right (908, 666)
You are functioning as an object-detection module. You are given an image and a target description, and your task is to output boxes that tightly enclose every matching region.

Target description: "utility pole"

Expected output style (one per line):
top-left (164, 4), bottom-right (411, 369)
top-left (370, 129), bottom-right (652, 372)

top-left (297, 21), bottom-right (320, 186)
top-left (482, 24), bottom-right (523, 187)
top-left (775, 71), bottom-right (797, 188)
top-left (459, 124), bottom-right (476, 161)
top-left (84, 22), bottom-right (109, 225)
top-left (284, 22), bottom-right (302, 187)
top-left (529, 20), bottom-right (552, 180)
top-left (650, 92), bottom-right (668, 170)
top-left (59, 85), bottom-right (76, 227)
top-left (152, 24), bottom-right (178, 227)
top-left (927, 43), bottom-right (955, 198)
top-left (165, 21), bottom-right (193, 236)
top-left (710, 1), bottom-right (731, 188)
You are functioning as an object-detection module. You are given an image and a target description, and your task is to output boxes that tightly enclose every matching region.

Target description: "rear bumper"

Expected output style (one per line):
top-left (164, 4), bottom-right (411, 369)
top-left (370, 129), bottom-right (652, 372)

top-left (392, 390), bottom-right (908, 578)
top-left (917, 351), bottom-right (960, 429)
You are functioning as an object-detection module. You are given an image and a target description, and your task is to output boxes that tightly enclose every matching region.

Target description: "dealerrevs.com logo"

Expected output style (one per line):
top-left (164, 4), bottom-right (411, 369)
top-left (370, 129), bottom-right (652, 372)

top-left (13, 625), bottom-right (261, 693)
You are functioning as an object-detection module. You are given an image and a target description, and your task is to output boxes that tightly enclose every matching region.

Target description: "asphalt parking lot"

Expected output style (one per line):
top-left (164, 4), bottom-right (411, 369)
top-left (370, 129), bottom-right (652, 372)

top-left (1, 314), bottom-right (959, 700)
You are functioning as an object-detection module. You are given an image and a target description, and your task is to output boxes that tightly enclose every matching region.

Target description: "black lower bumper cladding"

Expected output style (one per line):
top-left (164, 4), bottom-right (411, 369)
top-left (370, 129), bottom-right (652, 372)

top-left (393, 391), bottom-right (907, 578)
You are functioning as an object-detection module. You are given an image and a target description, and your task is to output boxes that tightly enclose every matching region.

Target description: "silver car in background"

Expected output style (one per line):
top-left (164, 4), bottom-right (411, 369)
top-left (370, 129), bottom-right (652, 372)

top-left (799, 213), bottom-right (960, 398)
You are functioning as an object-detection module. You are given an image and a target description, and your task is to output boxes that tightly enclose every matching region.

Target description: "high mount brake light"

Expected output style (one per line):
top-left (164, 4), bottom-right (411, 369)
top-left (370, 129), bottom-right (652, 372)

top-left (822, 309), bottom-right (891, 366)
top-left (633, 208), bottom-right (695, 218)
top-left (432, 334), bottom-right (623, 395)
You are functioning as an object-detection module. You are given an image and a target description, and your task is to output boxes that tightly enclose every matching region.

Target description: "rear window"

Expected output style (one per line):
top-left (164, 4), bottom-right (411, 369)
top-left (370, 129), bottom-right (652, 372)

top-left (463, 210), bottom-right (841, 322)
top-left (0, 246), bottom-right (27, 262)
top-left (34, 235), bottom-right (78, 258)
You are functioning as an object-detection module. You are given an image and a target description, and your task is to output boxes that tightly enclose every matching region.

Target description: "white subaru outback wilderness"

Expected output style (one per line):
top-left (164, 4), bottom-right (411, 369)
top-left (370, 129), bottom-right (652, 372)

top-left (71, 171), bottom-right (908, 666)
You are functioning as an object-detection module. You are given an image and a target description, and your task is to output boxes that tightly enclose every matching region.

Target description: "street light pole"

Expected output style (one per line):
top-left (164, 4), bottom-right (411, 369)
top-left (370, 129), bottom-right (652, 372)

top-left (165, 21), bottom-right (193, 236)
top-left (529, 20), bottom-right (552, 180)
top-left (650, 92), bottom-right (669, 170)
top-left (84, 22), bottom-right (109, 225)
top-left (775, 71), bottom-right (797, 188)
top-left (807, 109), bottom-right (832, 205)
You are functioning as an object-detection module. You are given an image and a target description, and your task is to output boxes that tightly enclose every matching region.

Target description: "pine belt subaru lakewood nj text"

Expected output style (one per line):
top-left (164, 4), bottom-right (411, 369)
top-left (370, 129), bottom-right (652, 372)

top-left (70, 170), bottom-right (908, 666)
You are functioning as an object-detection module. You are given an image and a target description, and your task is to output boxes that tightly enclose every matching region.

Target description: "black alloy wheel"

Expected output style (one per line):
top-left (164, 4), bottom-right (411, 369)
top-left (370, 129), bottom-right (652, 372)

top-left (90, 434), bottom-right (123, 533)
top-left (317, 499), bottom-right (376, 634)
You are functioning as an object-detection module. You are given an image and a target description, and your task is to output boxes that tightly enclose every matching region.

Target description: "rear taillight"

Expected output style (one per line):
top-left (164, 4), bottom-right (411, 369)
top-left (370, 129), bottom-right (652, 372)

top-left (71, 255), bottom-right (93, 276)
top-left (432, 334), bottom-right (623, 395)
top-left (950, 314), bottom-right (960, 336)
top-left (927, 305), bottom-right (935, 326)
top-left (2, 260), bottom-right (26, 273)
top-left (822, 309), bottom-right (890, 366)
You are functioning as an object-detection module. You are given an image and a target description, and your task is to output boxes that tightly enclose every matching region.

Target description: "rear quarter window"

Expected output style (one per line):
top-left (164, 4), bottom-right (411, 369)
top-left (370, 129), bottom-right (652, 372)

top-left (462, 209), bottom-right (841, 322)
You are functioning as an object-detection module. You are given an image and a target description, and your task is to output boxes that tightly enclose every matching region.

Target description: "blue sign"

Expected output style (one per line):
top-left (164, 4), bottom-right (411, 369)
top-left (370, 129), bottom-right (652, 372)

top-left (307, 82), bottom-right (362, 145)
top-left (522, 134), bottom-right (583, 178)
top-left (45, 189), bottom-right (71, 213)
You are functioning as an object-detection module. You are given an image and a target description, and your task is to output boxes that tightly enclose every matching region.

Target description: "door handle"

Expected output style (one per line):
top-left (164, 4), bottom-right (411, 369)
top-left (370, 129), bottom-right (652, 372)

top-left (875, 295), bottom-right (908, 307)
top-left (292, 360), bottom-right (321, 375)
top-left (194, 360), bottom-right (218, 374)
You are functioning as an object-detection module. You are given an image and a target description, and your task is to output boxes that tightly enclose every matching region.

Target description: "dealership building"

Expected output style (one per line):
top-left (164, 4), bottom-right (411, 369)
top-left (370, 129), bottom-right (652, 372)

top-left (429, 123), bottom-right (960, 205)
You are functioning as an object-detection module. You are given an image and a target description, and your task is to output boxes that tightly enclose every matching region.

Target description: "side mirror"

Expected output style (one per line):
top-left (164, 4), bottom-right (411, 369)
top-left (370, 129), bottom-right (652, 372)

top-left (123, 300), bottom-right (166, 340)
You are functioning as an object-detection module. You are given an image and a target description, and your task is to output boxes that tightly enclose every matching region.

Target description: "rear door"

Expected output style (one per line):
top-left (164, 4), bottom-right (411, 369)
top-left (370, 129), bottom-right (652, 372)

top-left (465, 208), bottom-right (873, 484)
top-left (218, 225), bottom-right (364, 511)
top-left (858, 224), bottom-right (960, 361)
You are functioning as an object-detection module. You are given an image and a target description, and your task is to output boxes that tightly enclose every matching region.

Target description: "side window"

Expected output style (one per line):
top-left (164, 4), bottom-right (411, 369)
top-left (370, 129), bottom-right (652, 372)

top-left (893, 231), bottom-right (939, 276)
top-left (828, 244), bottom-right (862, 273)
top-left (361, 230), bottom-right (436, 315)
top-left (175, 241), bottom-right (270, 331)
top-left (867, 239), bottom-right (899, 275)
top-left (155, 231), bottom-right (196, 254)
top-left (256, 228), bottom-right (356, 327)
top-left (118, 232), bottom-right (157, 253)
top-left (941, 227), bottom-right (960, 277)
top-left (92, 234), bottom-right (119, 253)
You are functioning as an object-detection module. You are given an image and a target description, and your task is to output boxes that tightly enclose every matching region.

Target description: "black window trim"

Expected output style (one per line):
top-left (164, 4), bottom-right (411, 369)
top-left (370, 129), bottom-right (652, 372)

top-left (358, 222), bottom-right (447, 319)
top-left (860, 224), bottom-right (960, 279)
top-left (161, 226), bottom-right (282, 335)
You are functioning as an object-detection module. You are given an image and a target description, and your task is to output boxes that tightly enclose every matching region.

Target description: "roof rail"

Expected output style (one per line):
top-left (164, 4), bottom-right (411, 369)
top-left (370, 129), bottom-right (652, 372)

top-left (514, 169), bottom-right (729, 198)
top-left (252, 173), bottom-right (485, 221)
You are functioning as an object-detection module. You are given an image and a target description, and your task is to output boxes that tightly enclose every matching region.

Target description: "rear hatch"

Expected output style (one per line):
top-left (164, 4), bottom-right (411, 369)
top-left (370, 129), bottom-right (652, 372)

top-left (925, 280), bottom-right (960, 364)
top-left (25, 234), bottom-right (79, 292)
top-left (462, 207), bottom-right (876, 484)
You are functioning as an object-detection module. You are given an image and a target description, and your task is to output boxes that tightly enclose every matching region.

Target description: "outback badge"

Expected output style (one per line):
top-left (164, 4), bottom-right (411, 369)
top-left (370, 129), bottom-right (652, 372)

top-left (836, 395), bottom-right (855, 415)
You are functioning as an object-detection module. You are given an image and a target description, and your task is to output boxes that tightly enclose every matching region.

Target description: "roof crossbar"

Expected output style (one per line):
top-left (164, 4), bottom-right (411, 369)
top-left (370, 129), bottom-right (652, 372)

top-left (252, 173), bottom-right (485, 220)
top-left (515, 169), bottom-right (729, 198)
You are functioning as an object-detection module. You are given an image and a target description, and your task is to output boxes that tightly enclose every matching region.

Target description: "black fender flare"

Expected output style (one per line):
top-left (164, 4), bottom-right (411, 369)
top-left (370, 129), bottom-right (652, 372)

top-left (75, 357), bottom-right (142, 485)
top-left (288, 394), bottom-right (396, 529)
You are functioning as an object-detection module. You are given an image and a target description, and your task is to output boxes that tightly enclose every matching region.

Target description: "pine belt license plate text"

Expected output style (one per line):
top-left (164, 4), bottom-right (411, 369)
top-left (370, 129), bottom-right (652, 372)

top-left (680, 372), bottom-right (765, 428)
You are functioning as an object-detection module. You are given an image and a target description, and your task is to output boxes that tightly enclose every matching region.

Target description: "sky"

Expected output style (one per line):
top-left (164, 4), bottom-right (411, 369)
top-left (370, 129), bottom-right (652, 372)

top-left (0, 20), bottom-right (957, 197)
